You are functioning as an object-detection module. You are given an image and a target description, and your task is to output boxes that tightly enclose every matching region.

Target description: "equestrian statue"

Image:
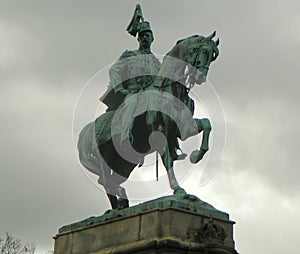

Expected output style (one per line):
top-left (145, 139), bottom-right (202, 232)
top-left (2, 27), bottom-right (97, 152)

top-left (77, 4), bottom-right (220, 210)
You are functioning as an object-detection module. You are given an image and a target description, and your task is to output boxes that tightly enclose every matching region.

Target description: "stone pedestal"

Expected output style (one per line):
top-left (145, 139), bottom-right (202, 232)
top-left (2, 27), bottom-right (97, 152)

top-left (54, 194), bottom-right (239, 254)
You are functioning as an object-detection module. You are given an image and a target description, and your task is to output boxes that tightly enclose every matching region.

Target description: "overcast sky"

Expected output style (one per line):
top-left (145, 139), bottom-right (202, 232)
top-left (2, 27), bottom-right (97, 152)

top-left (0, 0), bottom-right (300, 253)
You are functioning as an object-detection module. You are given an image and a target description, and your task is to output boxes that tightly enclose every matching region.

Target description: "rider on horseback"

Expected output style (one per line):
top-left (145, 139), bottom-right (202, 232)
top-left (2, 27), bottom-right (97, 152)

top-left (100, 4), bottom-right (186, 162)
top-left (101, 4), bottom-right (160, 110)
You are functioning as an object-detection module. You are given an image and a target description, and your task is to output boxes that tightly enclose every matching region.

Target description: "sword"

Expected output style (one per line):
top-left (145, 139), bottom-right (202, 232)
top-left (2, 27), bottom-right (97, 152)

top-left (156, 151), bottom-right (159, 181)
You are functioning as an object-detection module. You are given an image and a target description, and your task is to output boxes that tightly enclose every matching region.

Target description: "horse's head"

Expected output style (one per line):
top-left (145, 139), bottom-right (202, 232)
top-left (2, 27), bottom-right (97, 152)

top-left (176, 32), bottom-right (219, 85)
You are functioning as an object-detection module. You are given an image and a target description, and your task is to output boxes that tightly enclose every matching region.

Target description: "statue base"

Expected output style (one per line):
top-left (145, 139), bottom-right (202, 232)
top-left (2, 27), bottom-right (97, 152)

top-left (54, 194), bottom-right (239, 254)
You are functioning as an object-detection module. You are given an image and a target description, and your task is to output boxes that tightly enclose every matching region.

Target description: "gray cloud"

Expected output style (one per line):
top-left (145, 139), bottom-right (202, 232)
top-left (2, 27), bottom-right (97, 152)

top-left (0, 0), bottom-right (299, 253)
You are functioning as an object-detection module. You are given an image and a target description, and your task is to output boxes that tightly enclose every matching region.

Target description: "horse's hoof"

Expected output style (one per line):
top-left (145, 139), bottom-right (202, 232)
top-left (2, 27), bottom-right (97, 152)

top-left (190, 150), bottom-right (201, 163)
top-left (190, 148), bottom-right (207, 164)
top-left (117, 198), bottom-right (129, 209)
top-left (104, 209), bottom-right (113, 215)
top-left (174, 187), bottom-right (187, 195)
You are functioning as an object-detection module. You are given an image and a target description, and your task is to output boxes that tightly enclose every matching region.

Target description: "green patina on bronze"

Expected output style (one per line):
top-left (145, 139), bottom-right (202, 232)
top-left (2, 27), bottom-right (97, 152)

top-left (54, 6), bottom-right (240, 254)
top-left (77, 4), bottom-right (220, 210)
top-left (58, 193), bottom-right (229, 234)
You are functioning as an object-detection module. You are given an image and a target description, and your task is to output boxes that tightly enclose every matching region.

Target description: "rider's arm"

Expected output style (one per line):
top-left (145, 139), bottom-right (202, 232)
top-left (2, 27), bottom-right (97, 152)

top-left (109, 50), bottom-right (133, 95)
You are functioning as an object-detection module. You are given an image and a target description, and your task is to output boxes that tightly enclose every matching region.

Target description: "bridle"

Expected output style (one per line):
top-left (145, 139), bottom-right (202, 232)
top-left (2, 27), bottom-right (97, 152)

top-left (184, 41), bottom-right (218, 92)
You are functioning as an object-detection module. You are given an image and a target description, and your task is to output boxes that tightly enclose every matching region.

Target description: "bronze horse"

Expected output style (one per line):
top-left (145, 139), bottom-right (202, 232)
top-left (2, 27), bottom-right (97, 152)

top-left (78, 32), bottom-right (219, 209)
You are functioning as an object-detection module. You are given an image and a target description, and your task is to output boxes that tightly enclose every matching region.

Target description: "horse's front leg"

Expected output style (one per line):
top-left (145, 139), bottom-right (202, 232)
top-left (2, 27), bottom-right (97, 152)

top-left (190, 118), bottom-right (212, 164)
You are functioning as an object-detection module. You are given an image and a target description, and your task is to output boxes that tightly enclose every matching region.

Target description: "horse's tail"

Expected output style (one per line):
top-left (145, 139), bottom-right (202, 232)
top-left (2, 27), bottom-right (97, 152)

top-left (77, 122), bottom-right (104, 176)
top-left (77, 122), bottom-right (126, 198)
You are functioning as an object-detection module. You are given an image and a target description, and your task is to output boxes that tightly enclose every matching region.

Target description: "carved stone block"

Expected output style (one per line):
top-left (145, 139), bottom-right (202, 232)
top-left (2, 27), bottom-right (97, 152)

top-left (54, 195), bottom-right (239, 254)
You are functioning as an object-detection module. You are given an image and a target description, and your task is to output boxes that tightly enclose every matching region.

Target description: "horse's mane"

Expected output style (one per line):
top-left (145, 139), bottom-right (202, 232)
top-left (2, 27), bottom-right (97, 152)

top-left (155, 35), bottom-right (205, 88)
top-left (167, 35), bottom-right (205, 58)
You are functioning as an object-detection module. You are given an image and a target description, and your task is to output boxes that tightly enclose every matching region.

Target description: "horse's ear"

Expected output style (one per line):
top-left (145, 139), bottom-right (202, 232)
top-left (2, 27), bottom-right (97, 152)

top-left (207, 31), bottom-right (216, 40)
top-left (215, 38), bottom-right (220, 46)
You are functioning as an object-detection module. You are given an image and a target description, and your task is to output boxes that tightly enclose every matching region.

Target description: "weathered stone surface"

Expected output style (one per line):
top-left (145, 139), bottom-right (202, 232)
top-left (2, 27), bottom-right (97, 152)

top-left (54, 195), bottom-right (238, 254)
top-left (59, 194), bottom-right (228, 234)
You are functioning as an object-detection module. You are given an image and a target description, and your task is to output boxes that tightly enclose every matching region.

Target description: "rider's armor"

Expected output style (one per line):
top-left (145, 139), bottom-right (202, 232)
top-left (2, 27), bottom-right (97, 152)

top-left (111, 49), bottom-right (161, 94)
top-left (100, 50), bottom-right (160, 111)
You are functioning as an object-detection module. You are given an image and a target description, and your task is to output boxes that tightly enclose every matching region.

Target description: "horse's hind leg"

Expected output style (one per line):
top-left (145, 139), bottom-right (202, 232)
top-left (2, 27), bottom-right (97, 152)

top-left (111, 171), bottom-right (129, 209)
top-left (101, 176), bottom-right (119, 210)
top-left (161, 149), bottom-right (186, 195)
top-left (190, 118), bottom-right (212, 164)
top-left (101, 171), bottom-right (129, 210)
